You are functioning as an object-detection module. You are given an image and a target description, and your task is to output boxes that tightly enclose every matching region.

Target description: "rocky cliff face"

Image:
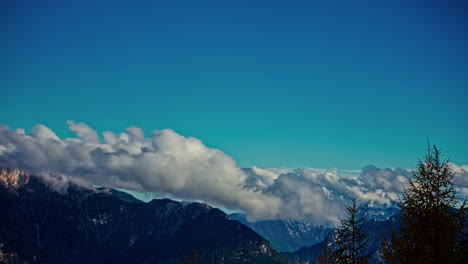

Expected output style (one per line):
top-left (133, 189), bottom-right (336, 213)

top-left (0, 168), bottom-right (29, 190)
top-left (0, 168), bottom-right (287, 264)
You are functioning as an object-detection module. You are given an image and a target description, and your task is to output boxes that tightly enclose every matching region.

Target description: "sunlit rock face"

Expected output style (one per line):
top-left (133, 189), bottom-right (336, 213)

top-left (0, 168), bottom-right (29, 190)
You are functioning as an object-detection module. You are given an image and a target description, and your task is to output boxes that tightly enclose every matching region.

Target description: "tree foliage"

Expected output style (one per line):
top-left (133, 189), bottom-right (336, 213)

top-left (317, 233), bottom-right (333, 264)
top-left (323, 196), bottom-right (371, 264)
top-left (181, 248), bottom-right (201, 264)
top-left (382, 145), bottom-right (467, 264)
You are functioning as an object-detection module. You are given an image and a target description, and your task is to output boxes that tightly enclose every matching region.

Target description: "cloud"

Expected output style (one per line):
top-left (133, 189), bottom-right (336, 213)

top-left (360, 165), bottom-right (409, 193)
top-left (0, 122), bottom-right (282, 220)
top-left (0, 122), bottom-right (466, 223)
top-left (67, 121), bottom-right (101, 144)
top-left (450, 162), bottom-right (468, 197)
top-left (252, 166), bottom-right (280, 182)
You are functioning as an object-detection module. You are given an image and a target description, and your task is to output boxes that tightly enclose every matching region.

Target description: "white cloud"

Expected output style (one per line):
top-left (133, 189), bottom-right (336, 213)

top-left (251, 166), bottom-right (280, 184)
top-left (0, 122), bottom-right (282, 220)
top-left (450, 162), bottom-right (468, 187)
top-left (0, 122), bottom-right (466, 224)
top-left (67, 120), bottom-right (100, 143)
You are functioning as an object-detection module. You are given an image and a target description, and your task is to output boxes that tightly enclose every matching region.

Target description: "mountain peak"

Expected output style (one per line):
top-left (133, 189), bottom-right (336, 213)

top-left (0, 167), bottom-right (29, 190)
top-left (0, 170), bottom-right (288, 264)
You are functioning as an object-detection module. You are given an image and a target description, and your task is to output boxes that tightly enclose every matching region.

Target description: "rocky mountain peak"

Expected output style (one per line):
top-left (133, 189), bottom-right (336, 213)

top-left (0, 170), bottom-right (288, 264)
top-left (0, 167), bottom-right (29, 190)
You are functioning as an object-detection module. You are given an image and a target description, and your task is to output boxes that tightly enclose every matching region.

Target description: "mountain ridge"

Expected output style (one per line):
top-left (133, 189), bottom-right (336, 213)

top-left (230, 201), bottom-right (399, 253)
top-left (0, 167), bottom-right (288, 264)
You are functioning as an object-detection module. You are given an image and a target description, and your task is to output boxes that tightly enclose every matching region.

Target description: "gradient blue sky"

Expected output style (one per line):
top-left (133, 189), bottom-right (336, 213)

top-left (1, 0), bottom-right (467, 169)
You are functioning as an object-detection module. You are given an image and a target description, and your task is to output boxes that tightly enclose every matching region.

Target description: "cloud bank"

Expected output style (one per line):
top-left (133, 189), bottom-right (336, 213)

top-left (0, 122), bottom-right (467, 223)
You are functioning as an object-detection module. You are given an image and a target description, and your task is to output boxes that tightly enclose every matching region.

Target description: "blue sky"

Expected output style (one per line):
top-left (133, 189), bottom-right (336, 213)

top-left (1, 0), bottom-right (467, 169)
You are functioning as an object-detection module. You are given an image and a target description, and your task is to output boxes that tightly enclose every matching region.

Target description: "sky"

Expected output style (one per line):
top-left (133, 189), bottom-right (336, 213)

top-left (1, 0), bottom-right (467, 170)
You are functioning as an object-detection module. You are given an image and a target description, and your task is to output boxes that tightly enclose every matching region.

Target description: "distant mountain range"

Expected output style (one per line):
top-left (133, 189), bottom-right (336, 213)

top-left (230, 203), bottom-right (399, 253)
top-left (230, 214), bottom-right (332, 253)
top-left (0, 167), bottom-right (402, 264)
top-left (285, 215), bottom-right (399, 264)
top-left (0, 168), bottom-right (288, 264)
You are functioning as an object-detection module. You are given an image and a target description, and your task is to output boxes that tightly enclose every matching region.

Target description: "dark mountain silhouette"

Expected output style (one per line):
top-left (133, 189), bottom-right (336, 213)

top-left (0, 168), bottom-right (287, 264)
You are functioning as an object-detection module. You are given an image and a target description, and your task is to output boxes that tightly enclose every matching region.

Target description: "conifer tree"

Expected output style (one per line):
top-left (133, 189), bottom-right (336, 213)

top-left (382, 145), bottom-right (467, 264)
top-left (317, 233), bottom-right (333, 264)
top-left (330, 196), bottom-right (371, 264)
top-left (181, 248), bottom-right (201, 264)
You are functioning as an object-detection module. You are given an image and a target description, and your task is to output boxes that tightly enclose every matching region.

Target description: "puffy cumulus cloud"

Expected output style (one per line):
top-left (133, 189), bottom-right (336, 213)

top-left (0, 122), bottom-right (467, 224)
top-left (450, 162), bottom-right (468, 197)
top-left (450, 162), bottom-right (468, 187)
top-left (265, 173), bottom-right (344, 223)
top-left (67, 121), bottom-right (100, 143)
top-left (252, 166), bottom-right (280, 181)
top-left (0, 123), bottom-right (282, 220)
top-left (360, 165), bottom-right (410, 193)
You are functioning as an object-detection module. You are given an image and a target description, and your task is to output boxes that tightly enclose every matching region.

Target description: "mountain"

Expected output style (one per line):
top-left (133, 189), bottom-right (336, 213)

top-left (0, 168), bottom-right (288, 264)
top-left (288, 216), bottom-right (399, 264)
top-left (229, 214), bottom-right (332, 252)
top-left (230, 203), bottom-right (399, 253)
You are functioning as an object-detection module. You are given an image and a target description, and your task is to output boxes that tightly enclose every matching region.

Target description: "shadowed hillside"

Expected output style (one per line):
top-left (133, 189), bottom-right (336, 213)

top-left (0, 168), bottom-right (287, 264)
